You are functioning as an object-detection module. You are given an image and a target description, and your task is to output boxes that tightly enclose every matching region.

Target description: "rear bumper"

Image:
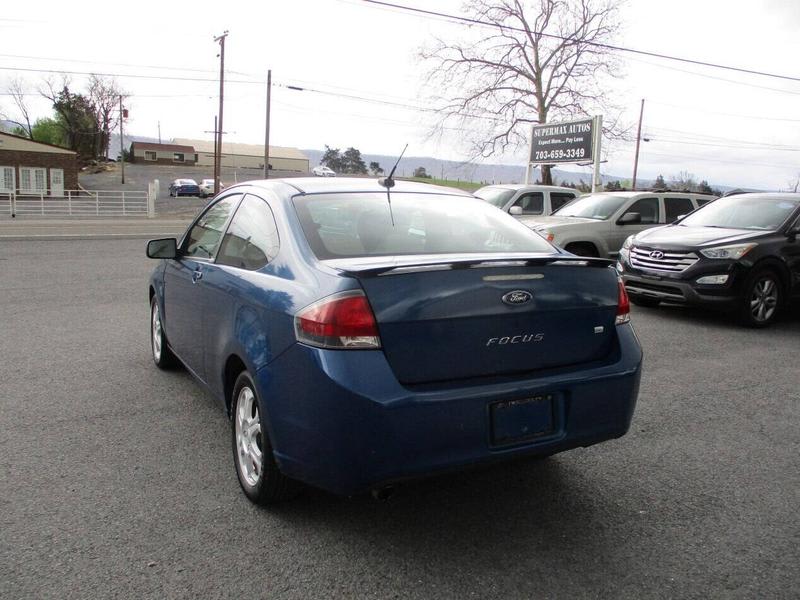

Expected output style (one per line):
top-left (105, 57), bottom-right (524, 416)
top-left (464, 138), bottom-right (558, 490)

top-left (255, 325), bottom-right (643, 495)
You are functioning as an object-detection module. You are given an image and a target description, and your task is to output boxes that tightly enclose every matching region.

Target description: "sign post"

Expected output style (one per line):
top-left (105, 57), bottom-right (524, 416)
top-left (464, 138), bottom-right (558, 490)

top-left (592, 115), bottom-right (603, 192)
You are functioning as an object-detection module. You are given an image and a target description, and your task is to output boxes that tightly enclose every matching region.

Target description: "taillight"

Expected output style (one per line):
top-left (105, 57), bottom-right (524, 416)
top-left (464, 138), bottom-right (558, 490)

top-left (294, 290), bottom-right (381, 349)
top-left (616, 278), bottom-right (630, 325)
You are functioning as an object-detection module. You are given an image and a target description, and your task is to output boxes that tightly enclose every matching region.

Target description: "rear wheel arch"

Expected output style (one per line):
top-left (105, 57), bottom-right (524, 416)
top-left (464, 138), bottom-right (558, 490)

top-left (223, 354), bottom-right (248, 416)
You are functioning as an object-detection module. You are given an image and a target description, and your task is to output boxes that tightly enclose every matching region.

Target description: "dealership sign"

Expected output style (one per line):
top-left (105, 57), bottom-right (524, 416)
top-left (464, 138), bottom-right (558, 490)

top-left (529, 117), bottom-right (595, 164)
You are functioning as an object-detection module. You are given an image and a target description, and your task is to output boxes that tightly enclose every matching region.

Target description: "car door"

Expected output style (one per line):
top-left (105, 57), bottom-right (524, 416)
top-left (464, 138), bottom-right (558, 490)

top-left (163, 193), bottom-right (242, 379)
top-left (606, 197), bottom-right (660, 254)
top-left (200, 193), bottom-right (282, 386)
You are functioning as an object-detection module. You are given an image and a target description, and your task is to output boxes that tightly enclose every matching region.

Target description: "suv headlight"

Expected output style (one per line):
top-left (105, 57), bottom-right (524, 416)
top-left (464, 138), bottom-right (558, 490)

top-left (699, 243), bottom-right (756, 260)
top-left (622, 235), bottom-right (635, 250)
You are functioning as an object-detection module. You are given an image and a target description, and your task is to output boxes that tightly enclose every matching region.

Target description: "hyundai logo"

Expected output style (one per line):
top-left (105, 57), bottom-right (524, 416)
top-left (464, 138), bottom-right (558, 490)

top-left (649, 250), bottom-right (665, 260)
top-left (502, 290), bottom-right (533, 305)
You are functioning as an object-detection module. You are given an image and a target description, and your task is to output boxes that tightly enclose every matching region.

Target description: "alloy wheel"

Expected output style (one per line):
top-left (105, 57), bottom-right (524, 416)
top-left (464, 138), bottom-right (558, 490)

top-left (151, 303), bottom-right (162, 361)
top-left (235, 387), bottom-right (263, 487)
top-left (750, 276), bottom-right (778, 324)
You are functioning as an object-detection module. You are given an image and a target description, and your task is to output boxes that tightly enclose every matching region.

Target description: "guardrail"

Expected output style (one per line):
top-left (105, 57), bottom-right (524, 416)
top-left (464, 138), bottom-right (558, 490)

top-left (1, 189), bottom-right (155, 218)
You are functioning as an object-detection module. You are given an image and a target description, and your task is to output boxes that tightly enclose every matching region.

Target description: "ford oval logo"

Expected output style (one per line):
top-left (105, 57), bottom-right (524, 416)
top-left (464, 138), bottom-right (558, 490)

top-left (502, 290), bottom-right (533, 306)
top-left (649, 250), bottom-right (665, 260)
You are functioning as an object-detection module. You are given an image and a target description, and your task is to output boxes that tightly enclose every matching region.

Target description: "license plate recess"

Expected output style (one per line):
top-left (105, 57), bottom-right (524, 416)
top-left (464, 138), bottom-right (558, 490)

top-left (490, 394), bottom-right (555, 446)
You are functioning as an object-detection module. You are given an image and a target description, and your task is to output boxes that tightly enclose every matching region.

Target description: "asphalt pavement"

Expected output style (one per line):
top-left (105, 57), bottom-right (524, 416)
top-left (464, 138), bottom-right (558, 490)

top-left (1, 238), bottom-right (798, 599)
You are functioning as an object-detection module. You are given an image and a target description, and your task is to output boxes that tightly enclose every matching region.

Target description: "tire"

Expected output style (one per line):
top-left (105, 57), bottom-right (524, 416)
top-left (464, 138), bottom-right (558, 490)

top-left (231, 372), bottom-right (300, 505)
top-left (630, 295), bottom-right (661, 308)
top-left (739, 268), bottom-right (782, 327)
top-left (565, 242), bottom-right (599, 257)
top-left (150, 296), bottom-right (178, 369)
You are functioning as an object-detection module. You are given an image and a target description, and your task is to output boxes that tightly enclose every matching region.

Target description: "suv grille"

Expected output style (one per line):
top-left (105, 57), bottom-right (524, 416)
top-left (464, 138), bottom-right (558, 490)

top-left (630, 247), bottom-right (699, 272)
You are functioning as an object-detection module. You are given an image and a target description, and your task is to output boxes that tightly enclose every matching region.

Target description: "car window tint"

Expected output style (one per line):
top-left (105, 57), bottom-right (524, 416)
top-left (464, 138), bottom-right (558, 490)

top-left (217, 195), bottom-right (280, 270)
top-left (697, 197), bottom-right (713, 206)
top-left (184, 195), bottom-right (240, 259)
top-left (293, 192), bottom-right (555, 259)
top-left (665, 197), bottom-right (695, 223)
top-left (512, 192), bottom-right (544, 215)
top-left (623, 198), bottom-right (660, 224)
top-left (551, 192), bottom-right (576, 212)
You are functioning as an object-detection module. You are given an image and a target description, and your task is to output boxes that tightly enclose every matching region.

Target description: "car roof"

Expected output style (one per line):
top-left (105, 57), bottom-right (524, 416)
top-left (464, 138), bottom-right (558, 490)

top-left (243, 177), bottom-right (474, 197)
top-left (477, 183), bottom-right (577, 192)
top-left (583, 191), bottom-right (713, 198)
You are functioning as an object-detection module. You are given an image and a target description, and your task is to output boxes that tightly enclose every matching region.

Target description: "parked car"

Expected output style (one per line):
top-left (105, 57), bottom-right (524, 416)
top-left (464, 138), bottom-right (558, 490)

top-left (199, 178), bottom-right (223, 198)
top-left (474, 184), bottom-right (579, 217)
top-left (519, 191), bottom-right (716, 257)
top-left (619, 193), bottom-right (800, 327)
top-left (168, 179), bottom-right (201, 197)
top-left (312, 165), bottom-right (336, 177)
top-left (146, 177), bottom-right (642, 504)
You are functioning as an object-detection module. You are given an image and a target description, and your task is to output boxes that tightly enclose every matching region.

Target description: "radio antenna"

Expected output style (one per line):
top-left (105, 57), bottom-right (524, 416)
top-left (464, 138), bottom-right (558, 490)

top-left (378, 143), bottom-right (408, 227)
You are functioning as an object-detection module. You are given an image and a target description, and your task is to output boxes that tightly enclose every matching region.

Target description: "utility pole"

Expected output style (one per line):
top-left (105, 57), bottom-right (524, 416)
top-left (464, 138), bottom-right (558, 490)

top-left (119, 96), bottom-right (125, 184)
top-left (158, 121), bottom-right (161, 145)
top-left (214, 31), bottom-right (229, 195)
top-left (212, 116), bottom-right (218, 189)
top-left (632, 99), bottom-right (645, 191)
top-left (264, 69), bottom-right (271, 179)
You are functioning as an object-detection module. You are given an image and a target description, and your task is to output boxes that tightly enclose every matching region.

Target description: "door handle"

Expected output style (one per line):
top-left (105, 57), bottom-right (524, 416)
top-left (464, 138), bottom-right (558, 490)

top-left (192, 268), bottom-right (203, 283)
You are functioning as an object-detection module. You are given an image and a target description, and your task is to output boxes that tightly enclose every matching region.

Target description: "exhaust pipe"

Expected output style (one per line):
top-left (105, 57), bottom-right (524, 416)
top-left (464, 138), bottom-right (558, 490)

top-left (371, 486), bottom-right (395, 501)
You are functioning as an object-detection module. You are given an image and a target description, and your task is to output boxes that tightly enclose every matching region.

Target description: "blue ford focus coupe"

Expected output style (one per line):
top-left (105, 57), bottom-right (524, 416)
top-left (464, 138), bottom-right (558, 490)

top-left (146, 178), bottom-right (642, 504)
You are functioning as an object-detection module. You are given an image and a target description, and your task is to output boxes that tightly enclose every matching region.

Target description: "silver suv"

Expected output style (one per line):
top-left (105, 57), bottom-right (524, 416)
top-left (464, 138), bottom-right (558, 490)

top-left (519, 191), bottom-right (716, 257)
top-left (474, 184), bottom-right (579, 217)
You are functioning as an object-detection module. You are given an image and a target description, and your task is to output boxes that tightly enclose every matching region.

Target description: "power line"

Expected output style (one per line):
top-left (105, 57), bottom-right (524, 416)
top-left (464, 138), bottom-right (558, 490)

top-left (647, 100), bottom-right (800, 124)
top-left (359, 0), bottom-right (800, 83)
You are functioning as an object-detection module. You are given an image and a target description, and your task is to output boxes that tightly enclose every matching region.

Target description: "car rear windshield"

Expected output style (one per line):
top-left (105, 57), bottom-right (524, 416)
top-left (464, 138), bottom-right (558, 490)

top-left (553, 194), bottom-right (629, 219)
top-left (292, 192), bottom-right (555, 259)
top-left (473, 186), bottom-right (516, 208)
top-left (679, 195), bottom-right (800, 230)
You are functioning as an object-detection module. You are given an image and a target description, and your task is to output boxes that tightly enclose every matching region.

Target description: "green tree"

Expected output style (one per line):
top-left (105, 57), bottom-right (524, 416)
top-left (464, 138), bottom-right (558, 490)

top-left (604, 180), bottom-right (622, 191)
top-left (30, 117), bottom-right (66, 147)
top-left (320, 145), bottom-right (344, 172)
top-left (369, 161), bottom-right (384, 176)
top-left (653, 174), bottom-right (667, 189)
top-left (697, 180), bottom-right (714, 194)
top-left (413, 166), bottom-right (432, 179)
top-left (341, 147), bottom-right (367, 174)
top-left (42, 84), bottom-right (99, 161)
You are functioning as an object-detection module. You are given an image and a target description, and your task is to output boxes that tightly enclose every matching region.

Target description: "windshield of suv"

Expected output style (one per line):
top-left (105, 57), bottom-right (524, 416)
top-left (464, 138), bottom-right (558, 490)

top-left (553, 194), bottom-right (629, 220)
top-left (473, 186), bottom-right (517, 209)
top-left (293, 192), bottom-right (555, 259)
top-left (679, 195), bottom-right (800, 231)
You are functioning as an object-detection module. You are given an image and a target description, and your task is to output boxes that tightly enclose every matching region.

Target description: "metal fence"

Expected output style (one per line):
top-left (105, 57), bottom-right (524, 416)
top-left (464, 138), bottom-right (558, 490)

top-left (1, 189), bottom-right (154, 218)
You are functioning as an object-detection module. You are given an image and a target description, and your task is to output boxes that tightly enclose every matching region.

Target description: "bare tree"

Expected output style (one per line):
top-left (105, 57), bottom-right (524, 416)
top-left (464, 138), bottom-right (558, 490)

top-left (420, 0), bottom-right (627, 184)
top-left (88, 74), bottom-right (127, 159)
top-left (670, 170), bottom-right (698, 192)
top-left (4, 77), bottom-right (36, 139)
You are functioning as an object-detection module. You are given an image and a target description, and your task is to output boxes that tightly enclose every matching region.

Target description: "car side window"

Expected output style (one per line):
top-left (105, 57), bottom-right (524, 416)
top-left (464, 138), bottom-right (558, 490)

top-left (216, 194), bottom-right (280, 270)
top-left (623, 198), bottom-right (660, 224)
top-left (512, 192), bottom-right (544, 215)
top-left (551, 192), bottom-right (576, 212)
top-left (183, 195), bottom-right (241, 259)
top-left (665, 197), bottom-right (695, 223)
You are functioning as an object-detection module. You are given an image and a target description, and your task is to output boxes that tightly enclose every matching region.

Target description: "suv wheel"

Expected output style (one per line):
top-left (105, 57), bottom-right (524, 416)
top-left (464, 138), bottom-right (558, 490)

top-left (740, 269), bottom-right (781, 327)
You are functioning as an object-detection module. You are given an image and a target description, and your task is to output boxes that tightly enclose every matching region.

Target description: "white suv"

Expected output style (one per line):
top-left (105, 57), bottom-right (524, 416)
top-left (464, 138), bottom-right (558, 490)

top-left (520, 191), bottom-right (716, 257)
top-left (474, 184), bottom-right (579, 217)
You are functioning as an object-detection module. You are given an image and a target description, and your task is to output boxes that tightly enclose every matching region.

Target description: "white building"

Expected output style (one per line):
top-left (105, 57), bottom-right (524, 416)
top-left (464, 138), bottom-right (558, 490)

top-left (173, 139), bottom-right (309, 173)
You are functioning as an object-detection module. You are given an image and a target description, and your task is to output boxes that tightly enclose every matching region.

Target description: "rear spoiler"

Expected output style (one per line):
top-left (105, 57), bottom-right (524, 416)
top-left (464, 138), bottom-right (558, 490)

top-left (326, 255), bottom-right (614, 278)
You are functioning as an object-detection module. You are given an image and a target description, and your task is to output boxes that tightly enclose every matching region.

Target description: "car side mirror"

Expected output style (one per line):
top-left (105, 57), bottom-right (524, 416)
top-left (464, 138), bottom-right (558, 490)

top-left (617, 212), bottom-right (642, 225)
top-left (787, 226), bottom-right (800, 239)
top-left (509, 206), bottom-right (523, 216)
top-left (147, 238), bottom-right (178, 259)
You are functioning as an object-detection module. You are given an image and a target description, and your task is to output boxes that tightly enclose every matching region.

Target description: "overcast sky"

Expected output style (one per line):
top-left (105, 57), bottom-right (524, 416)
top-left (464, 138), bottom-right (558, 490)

top-left (2, 0), bottom-right (799, 189)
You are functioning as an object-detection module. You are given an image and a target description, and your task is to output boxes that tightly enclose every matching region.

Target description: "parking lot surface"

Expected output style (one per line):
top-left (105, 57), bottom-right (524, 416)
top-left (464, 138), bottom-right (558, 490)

top-left (1, 238), bottom-right (798, 599)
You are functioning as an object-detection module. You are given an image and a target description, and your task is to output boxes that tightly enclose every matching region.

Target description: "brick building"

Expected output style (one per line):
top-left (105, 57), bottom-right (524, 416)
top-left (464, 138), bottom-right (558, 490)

top-left (130, 141), bottom-right (198, 165)
top-left (0, 132), bottom-right (78, 195)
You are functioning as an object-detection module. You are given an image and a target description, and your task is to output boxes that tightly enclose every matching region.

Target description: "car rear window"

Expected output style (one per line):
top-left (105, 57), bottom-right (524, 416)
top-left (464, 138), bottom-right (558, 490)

top-left (292, 192), bottom-right (555, 259)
